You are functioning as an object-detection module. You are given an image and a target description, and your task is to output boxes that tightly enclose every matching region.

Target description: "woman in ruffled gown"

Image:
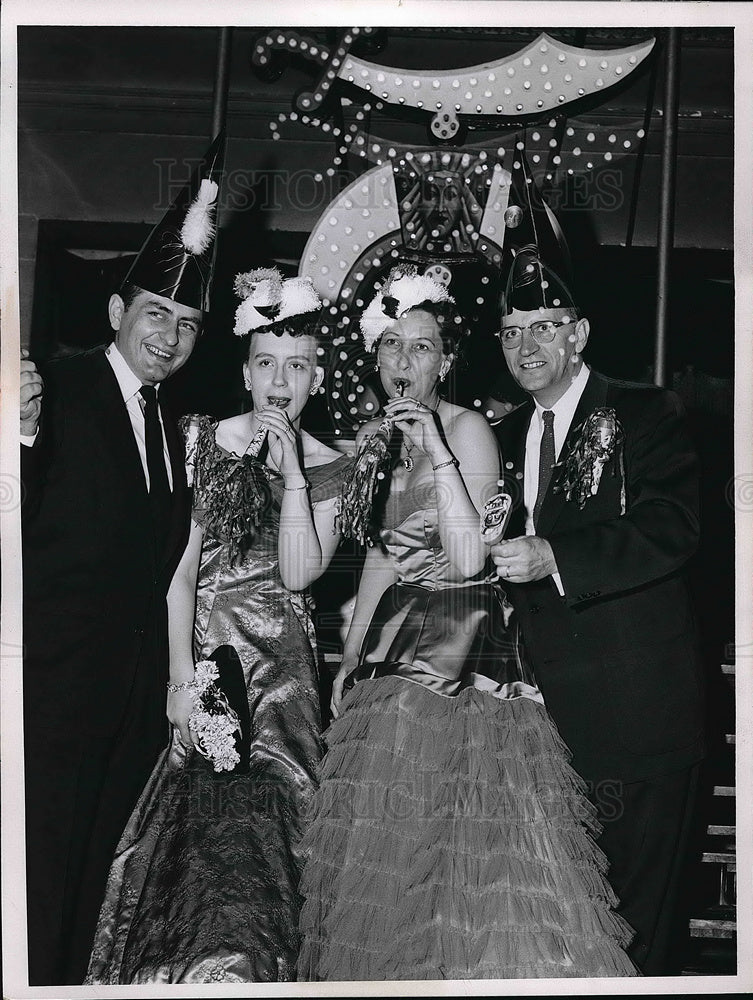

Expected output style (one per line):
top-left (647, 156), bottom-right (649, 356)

top-left (86, 272), bottom-right (351, 983)
top-left (297, 266), bottom-right (639, 981)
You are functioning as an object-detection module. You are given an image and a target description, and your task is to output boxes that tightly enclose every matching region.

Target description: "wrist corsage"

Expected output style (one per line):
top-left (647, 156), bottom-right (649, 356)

top-left (188, 659), bottom-right (242, 772)
top-left (554, 407), bottom-right (626, 513)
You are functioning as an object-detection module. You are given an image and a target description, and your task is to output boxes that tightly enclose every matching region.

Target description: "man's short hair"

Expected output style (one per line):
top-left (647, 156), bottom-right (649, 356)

top-left (118, 282), bottom-right (144, 311)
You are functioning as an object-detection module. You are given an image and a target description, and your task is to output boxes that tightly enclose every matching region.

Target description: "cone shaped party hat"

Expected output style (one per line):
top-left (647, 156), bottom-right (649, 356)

top-left (122, 131), bottom-right (225, 312)
top-left (503, 243), bottom-right (577, 314)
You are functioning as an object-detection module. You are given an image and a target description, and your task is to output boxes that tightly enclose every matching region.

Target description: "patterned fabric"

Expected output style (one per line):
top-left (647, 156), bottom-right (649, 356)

top-left (86, 417), bottom-right (351, 984)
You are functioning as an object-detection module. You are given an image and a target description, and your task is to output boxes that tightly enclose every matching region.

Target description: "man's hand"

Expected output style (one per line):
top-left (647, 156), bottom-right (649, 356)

top-left (491, 535), bottom-right (558, 583)
top-left (20, 349), bottom-right (43, 436)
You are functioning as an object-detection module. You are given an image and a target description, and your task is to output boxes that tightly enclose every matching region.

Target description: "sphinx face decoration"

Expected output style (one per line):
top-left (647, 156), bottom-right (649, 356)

top-left (420, 171), bottom-right (464, 241)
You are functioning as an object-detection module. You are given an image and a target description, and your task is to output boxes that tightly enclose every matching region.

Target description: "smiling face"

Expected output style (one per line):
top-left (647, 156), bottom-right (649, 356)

top-left (376, 308), bottom-right (453, 404)
top-left (109, 288), bottom-right (202, 385)
top-left (501, 306), bottom-right (589, 408)
top-left (243, 329), bottom-right (322, 424)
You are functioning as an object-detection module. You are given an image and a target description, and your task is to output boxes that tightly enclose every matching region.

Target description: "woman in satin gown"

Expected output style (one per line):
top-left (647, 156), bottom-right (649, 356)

top-left (297, 268), bottom-right (639, 980)
top-left (86, 274), bottom-right (351, 983)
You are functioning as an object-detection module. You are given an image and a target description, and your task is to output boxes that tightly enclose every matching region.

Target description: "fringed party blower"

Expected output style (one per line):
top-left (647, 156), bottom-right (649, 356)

top-left (228, 266), bottom-right (324, 547)
top-left (337, 379), bottom-right (409, 544)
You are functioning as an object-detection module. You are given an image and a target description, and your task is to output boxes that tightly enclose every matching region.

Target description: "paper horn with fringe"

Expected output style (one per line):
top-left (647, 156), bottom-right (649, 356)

top-left (336, 386), bottom-right (403, 546)
top-left (188, 266), bottom-right (325, 556)
top-left (337, 265), bottom-right (456, 544)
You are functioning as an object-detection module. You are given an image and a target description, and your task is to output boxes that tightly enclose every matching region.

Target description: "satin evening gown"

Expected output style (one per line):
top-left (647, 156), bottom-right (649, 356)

top-left (297, 480), bottom-right (639, 981)
top-left (86, 416), bottom-right (351, 984)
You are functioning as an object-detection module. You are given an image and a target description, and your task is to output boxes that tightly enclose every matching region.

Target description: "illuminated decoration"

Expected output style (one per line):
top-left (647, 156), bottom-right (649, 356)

top-left (300, 141), bottom-right (564, 310)
top-left (301, 162), bottom-right (401, 303)
top-left (315, 117), bottom-right (649, 184)
top-left (253, 29), bottom-right (654, 132)
top-left (337, 34), bottom-right (654, 138)
top-left (252, 28), bottom-right (656, 436)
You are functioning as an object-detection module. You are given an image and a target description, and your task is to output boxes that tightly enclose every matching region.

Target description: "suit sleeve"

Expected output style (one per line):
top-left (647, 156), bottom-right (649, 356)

top-left (549, 389), bottom-right (700, 607)
top-left (21, 367), bottom-right (65, 523)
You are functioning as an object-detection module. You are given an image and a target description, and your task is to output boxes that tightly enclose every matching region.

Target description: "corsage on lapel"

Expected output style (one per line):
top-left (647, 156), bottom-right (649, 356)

top-left (555, 407), bottom-right (626, 513)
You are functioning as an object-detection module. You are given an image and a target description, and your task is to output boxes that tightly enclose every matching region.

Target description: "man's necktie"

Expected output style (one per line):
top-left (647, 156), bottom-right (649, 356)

top-left (533, 409), bottom-right (556, 529)
top-left (139, 385), bottom-right (171, 537)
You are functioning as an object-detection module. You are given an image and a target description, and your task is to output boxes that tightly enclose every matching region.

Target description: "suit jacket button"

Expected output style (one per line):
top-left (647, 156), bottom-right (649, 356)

top-left (530, 605), bottom-right (540, 614)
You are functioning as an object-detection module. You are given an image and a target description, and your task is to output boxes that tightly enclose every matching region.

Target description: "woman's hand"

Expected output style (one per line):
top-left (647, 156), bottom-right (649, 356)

top-left (382, 396), bottom-right (451, 466)
top-left (330, 661), bottom-right (355, 719)
top-left (167, 688), bottom-right (197, 747)
top-left (255, 407), bottom-right (304, 483)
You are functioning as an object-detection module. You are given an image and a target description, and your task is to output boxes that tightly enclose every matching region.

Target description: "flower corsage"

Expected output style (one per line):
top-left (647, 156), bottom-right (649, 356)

top-left (188, 660), bottom-right (242, 772)
top-left (554, 407), bottom-right (626, 513)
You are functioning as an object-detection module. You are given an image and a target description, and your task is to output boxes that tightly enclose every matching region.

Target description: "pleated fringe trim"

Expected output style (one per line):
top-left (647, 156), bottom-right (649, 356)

top-left (298, 676), bottom-right (638, 981)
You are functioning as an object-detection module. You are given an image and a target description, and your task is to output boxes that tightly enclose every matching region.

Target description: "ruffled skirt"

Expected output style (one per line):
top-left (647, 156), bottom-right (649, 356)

top-left (297, 676), bottom-right (639, 980)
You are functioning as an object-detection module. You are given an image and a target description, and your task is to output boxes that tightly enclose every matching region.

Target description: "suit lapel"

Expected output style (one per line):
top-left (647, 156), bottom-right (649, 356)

top-left (495, 401), bottom-right (533, 539)
top-left (88, 351), bottom-right (152, 510)
top-left (535, 369), bottom-right (609, 536)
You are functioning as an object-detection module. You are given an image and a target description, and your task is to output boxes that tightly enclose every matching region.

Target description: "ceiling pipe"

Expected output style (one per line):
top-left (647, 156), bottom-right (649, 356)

top-left (211, 27), bottom-right (232, 139)
top-left (653, 28), bottom-right (681, 388)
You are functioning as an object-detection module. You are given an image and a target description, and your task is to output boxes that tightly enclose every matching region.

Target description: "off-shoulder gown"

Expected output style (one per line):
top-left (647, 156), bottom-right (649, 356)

top-left (86, 416), bottom-right (351, 984)
top-left (297, 480), bottom-right (639, 980)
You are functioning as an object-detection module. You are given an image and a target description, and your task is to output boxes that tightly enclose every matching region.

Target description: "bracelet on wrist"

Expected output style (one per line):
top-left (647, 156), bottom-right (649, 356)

top-left (283, 479), bottom-right (310, 492)
top-left (167, 679), bottom-right (197, 694)
top-left (432, 457), bottom-right (459, 472)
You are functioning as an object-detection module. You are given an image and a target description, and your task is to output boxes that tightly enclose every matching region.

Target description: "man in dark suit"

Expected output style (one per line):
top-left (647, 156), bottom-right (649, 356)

top-left (20, 136), bottom-right (223, 985)
top-left (490, 246), bottom-right (705, 975)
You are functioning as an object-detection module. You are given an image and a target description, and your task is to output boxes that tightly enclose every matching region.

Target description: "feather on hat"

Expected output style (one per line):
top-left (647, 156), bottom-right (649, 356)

top-left (233, 266), bottom-right (321, 336)
top-left (121, 131), bottom-right (225, 312)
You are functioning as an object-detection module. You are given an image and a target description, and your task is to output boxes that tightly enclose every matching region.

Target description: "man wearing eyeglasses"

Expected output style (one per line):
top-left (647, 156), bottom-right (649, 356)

top-left (490, 246), bottom-right (704, 976)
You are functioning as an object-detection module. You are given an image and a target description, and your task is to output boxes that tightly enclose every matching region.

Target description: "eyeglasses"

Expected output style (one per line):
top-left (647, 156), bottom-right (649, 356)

top-left (495, 319), bottom-right (575, 350)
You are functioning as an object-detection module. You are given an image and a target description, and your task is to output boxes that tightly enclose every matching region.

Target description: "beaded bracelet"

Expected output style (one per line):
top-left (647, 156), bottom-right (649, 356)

top-left (432, 458), bottom-right (459, 472)
top-left (167, 679), bottom-right (198, 694)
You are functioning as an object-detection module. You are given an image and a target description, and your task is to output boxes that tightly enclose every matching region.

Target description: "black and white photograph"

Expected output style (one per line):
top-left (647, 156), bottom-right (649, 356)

top-left (1, 1), bottom-right (751, 995)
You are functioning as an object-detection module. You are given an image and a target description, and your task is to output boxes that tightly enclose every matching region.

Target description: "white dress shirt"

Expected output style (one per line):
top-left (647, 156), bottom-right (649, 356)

top-left (524, 362), bottom-right (591, 594)
top-left (105, 343), bottom-right (173, 490)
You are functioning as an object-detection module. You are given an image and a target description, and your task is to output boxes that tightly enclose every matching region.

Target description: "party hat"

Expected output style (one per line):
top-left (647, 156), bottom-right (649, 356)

top-left (503, 243), bottom-right (577, 314)
top-left (122, 131), bottom-right (225, 312)
top-left (233, 267), bottom-right (322, 336)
